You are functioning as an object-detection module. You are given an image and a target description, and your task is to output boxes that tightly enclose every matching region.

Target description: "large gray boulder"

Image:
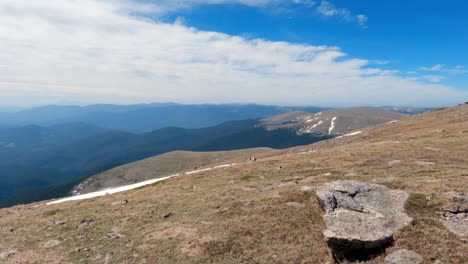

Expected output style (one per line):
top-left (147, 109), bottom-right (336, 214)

top-left (315, 180), bottom-right (412, 259)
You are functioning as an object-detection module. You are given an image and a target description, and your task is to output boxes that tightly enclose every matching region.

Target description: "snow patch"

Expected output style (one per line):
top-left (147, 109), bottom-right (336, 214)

top-left (310, 120), bottom-right (323, 129)
top-left (387, 120), bottom-right (398, 124)
top-left (344, 131), bottom-right (363, 137)
top-left (302, 120), bottom-right (324, 133)
top-left (214, 164), bottom-right (232, 169)
top-left (47, 174), bottom-right (180, 205)
top-left (328, 117), bottom-right (337, 134)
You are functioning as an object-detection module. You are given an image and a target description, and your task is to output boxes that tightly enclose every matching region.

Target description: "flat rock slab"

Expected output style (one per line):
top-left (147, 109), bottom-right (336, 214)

top-left (315, 180), bottom-right (412, 259)
top-left (438, 192), bottom-right (468, 237)
top-left (385, 249), bottom-right (423, 264)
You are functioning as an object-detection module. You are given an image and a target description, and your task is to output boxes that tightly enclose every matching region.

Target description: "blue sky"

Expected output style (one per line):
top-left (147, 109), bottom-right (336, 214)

top-left (163, 0), bottom-right (468, 87)
top-left (0, 0), bottom-right (467, 107)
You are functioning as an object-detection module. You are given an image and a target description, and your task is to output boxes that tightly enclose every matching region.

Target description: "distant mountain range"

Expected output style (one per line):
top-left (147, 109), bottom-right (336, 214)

top-left (0, 103), bottom-right (328, 133)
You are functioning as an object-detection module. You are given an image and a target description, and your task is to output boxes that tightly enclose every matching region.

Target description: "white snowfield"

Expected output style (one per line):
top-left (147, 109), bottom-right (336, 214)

top-left (47, 174), bottom-right (180, 205)
top-left (387, 120), bottom-right (399, 124)
top-left (47, 163), bottom-right (237, 205)
top-left (328, 117), bottom-right (337, 134)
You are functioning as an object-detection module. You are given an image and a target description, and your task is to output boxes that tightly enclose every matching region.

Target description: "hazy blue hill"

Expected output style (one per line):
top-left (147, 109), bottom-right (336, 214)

top-left (0, 104), bottom-right (327, 133)
top-left (0, 123), bottom-right (108, 158)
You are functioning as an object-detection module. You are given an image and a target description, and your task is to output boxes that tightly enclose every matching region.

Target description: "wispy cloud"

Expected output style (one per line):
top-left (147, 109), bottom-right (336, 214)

top-left (422, 75), bottom-right (446, 83)
top-left (0, 0), bottom-right (465, 107)
top-left (316, 0), bottom-right (367, 28)
top-left (419, 64), bottom-right (468, 74)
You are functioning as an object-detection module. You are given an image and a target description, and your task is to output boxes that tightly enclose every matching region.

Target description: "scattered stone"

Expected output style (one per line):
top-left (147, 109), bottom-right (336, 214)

top-left (286, 202), bottom-right (305, 209)
top-left (384, 249), bottom-right (423, 264)
top-left (42, 240), bottom-right (62, 248)
top-left (75, 247), bottom-right (91, 252)
top-left (0, 249), bottom-right (19, 260)
top-left (101, 232), bottom-right (125, 240)
top-left (438, 192), bottom-right (468, 237)
top-left (433, 260), bottom-right (443, 264)
top-left (48, 220), bottom-right (65, 225)
top-left (78, 219), bottom-right (94, 229)
top-left (300, 185), bottom-right (316, 194)
top-left (448, 192), bottom-right (468, 204)
top-left (240, 199), bottom-right (255, 206)
top-left (111, 199), bottom-right (128, 206)
top-left (315, 180), bottom-right (412, 260)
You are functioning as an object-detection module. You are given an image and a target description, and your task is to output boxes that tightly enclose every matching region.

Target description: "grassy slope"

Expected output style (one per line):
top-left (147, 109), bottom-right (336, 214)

top-left (0, 105), bottom-right (467, 263)
top-left (81, 148), bottom-right (278, 193)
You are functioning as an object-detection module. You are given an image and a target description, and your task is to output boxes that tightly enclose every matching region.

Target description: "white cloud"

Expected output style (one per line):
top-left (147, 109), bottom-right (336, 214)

top-left (316, 0), bottom-right (367, 28)
top-left (0, 0), bottom-right (466, 107)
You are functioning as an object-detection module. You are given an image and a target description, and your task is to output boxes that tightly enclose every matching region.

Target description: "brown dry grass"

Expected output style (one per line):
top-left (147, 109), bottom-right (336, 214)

top-left (0, 105), bottom-right (467, 263)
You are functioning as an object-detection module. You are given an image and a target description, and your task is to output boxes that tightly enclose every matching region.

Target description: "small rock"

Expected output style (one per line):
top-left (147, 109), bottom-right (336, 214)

top-left (75, 247), bottom-right (91, 252)
top-left (42, 240), bottom-right (62, 248)
top-left (438, 192), bottom-right (468, 237)
top-left (111, 200), bottom-right (128, 206)
top-left (78, 219), bottom-right (94, 229)
top-left (240, 200), bottom-right (255, 206)
top-left (384, 249), bottom-right (423, 264)
top-left (300, 185), bottom-right (316, 194)
top-left (48, 220), bottom-right (65, 225)
top-left (286, 202), bottom-right (305, 209)
top-left (101, 233), bottom-right (125, 240)
top-left (388, 160), bottom-right (401, 166)
top-left (0, 249), bottom-right (19, 260)
top-left (450, 193), bottom-right (468, 204)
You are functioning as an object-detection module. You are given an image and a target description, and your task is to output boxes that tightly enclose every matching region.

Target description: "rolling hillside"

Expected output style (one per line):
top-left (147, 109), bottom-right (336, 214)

top-left (76, 148), bottom-right (278, 194)
top-left (0, 104), bottom-right (466, 263)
